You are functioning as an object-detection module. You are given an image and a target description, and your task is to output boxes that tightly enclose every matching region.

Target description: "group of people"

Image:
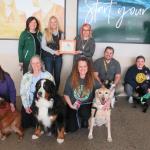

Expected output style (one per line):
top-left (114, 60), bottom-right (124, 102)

top-left (1, 16), bottom-right (150, 135)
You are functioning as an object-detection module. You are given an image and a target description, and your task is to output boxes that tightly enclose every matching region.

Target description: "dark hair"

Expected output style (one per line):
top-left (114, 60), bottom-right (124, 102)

top-left (136, 55), bottom-right (145, 62)
top-left (104, 46), bottom-right (114, 54)
top-left (0, 66), bottom-right (9, 81)
top-left (25, 16), bottom-right (40, 32)
top-left (71, 56), bottom-right (95, 91)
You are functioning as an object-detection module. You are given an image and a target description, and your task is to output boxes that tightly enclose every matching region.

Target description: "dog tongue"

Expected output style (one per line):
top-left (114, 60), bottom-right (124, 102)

top-left (101, 98), bottom-right (106, 105)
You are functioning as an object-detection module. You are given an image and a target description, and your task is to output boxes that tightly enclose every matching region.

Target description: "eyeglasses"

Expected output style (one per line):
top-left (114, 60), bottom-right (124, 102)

top-left (83, 29), bottom-right (90, 31)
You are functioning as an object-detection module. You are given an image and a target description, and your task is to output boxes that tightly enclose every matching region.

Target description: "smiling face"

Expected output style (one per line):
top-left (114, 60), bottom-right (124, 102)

top-left (95, 87), bottom-right (110, 105)
top-left (82, 25), bottom-right (91, 39)
top-left (78, 60), bottom-right (88, 79)
top-left (136, 58), bottom-right (145, 69)
top-left (31, 57), bottom-right (42, 73)
top-left (104, 48), bottom-right (114, 61)
top-left (49, 17), bottom-right (58, 31)
top-left (29, 19), bottom-right (37, 32)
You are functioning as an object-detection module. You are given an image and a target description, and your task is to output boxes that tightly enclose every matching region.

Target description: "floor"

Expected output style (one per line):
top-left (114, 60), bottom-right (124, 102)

top-left (1, 97), bottom-right (150, 150)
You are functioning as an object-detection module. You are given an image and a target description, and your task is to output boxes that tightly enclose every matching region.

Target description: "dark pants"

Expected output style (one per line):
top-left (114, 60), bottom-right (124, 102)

top-left (21, 106), bottom-right (36, 129)
top-left (65, 104), bottom-right (91, 132)
top-left (23, 62), bottom-right (29, 74)
top-left (43, 55), bottom-right (62, 91)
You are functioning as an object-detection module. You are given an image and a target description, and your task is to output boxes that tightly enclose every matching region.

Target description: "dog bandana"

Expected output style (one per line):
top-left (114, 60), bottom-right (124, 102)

top-left (141, 93), bottom-right (150, 104)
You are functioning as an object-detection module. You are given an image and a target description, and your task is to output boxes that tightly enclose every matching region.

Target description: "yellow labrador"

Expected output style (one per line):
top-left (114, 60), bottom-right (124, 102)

top-left (88, 87), bottom-right (112, 142)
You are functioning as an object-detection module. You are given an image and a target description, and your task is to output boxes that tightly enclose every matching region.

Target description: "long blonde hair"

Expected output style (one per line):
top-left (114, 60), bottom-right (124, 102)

top-left (44, 16), bottom-right (61, 44)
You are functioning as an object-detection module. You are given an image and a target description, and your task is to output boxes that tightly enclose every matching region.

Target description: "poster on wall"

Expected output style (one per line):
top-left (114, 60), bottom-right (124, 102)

top-left (0, 0), bottom-right (65, 39)
top-left (77, 0), bottom-right (150, 44)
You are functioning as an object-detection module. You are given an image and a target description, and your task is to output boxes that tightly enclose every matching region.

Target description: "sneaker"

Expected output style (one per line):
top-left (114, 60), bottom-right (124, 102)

top-left (128, 96), bottom-right (133, 104)
top-left (46, 131), bottom-right (52, 137)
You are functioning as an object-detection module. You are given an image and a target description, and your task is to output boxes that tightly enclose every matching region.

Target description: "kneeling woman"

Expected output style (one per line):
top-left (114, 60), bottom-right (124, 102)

top-left (20, 55), bottom-right (54, 129)
top-left (64, 57), bottom-right (100, 132)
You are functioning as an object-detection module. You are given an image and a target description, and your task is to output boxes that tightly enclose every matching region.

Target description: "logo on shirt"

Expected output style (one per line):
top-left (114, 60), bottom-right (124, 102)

top-left (74, 85), bottom-right (90, 102)
top-left (136, 73), bottom-right (146, 83)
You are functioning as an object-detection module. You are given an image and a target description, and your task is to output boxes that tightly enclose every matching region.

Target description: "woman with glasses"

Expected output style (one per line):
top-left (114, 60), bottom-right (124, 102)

top-left (73, 23), bottom-right (95, 64)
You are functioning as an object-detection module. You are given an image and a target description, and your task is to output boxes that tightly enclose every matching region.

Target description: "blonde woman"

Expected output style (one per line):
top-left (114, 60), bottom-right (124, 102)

top-left (41, 16), bottom-right (64, 91)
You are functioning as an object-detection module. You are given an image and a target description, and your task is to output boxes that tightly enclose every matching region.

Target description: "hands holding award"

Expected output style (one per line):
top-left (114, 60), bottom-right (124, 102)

top-left (59, 40), bottom-right (81, 55)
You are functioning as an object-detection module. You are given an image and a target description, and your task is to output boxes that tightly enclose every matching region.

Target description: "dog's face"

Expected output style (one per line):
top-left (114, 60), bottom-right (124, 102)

top-left (35, 79), bottom-right (56, 100)
top-left (95, 87), bottom-right (110, 105)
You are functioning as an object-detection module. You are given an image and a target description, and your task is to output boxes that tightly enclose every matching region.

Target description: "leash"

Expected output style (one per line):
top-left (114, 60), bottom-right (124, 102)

top-left (75, 101), bottom-right (94, 128)
top-left (75, 98), bottom-right (110, 127)
top-left (91, 106), bottom-right (98, 117)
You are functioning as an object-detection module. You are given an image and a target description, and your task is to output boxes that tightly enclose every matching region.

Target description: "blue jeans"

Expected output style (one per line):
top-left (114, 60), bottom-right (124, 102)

top-left (43, 55), bottom-right (62, 91)
top-left (124, 83), bottom-right (134, 97)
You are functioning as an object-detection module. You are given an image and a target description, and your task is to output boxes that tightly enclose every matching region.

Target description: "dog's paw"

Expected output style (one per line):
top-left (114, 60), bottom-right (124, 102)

top-left (1, 136), bottom-right (6, 141)
top-left (88, 134), bottom-right (93, 140)
top-left (57, 138), bottom-right (64, 144)
top-left (107, 137), bottom-right (112, 142)
top-left (111, 97), bottom-right (115, 108)
top-left (32, 134), bottom-right (39, 140)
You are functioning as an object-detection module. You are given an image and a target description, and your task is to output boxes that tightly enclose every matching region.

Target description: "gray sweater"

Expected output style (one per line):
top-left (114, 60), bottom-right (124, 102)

top-left (74, 36), bottom-right (95, 62)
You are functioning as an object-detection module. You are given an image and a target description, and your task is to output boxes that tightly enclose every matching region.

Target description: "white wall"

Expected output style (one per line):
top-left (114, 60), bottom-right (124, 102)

top-left (0, 0), bottom-right (150, 96)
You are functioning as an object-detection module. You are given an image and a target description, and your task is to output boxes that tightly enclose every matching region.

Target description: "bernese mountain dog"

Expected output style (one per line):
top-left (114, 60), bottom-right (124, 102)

top-left (32, 79), bottom-right (66, 144)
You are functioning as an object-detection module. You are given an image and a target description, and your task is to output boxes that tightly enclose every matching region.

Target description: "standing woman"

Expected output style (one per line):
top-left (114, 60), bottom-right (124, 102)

top-left (18, 16), bottom-right (42, 74)
top-left (73, 23), bottom-right (95, 63)
top-left (64, 57), bottom-right (100, 132)
top-left (41, 16), bottom-right (64, 91)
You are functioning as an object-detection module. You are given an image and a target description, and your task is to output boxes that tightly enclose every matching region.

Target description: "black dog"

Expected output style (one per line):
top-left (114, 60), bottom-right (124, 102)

top-left (133, 80), bottom-right (150, 113)
top-left (32, 79), bottom-right (66, 144)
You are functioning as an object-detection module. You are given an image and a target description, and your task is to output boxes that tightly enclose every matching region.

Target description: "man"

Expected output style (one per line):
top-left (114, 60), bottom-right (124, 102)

top-left (94, 46), bottom-right (121, 89)
top-left (124, 55), bottom-right (150, 103)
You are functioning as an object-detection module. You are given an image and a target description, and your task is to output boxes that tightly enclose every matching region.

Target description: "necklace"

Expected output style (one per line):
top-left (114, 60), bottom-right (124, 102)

top-left (81, 39), bottom-right (89, 50)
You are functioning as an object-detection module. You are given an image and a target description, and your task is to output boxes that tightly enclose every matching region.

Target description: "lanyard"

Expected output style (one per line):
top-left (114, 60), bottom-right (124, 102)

top-left (103, 59), bottom-right (108, 76)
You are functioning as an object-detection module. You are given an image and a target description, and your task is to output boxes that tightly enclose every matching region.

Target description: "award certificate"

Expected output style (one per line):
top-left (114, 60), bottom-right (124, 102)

top-left (59, 40), bottom-right (76, 54)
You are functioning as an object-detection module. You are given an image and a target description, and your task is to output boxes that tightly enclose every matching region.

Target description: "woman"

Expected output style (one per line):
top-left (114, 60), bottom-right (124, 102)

top-left (64, 57), bottom-right (100, 132)
top-left (41, 16), bottom-right (64, 91)
top-left (124, 55), bottom-right (150, 103)
top-left (18, 16), bottom-right (42, 74)
top-left (0, 66), bottom-right (16, 112)
top-left (73, 23), bottom-right (95, 63)
top-left (20, 55), bottom-right (54, 129)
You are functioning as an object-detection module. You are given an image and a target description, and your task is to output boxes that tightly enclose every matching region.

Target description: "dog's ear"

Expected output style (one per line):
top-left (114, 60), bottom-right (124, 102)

top-left (47, 80), bottom-right (56, 98)
top-left (34, 79), bottom-right (42, 100)
top-left (95, 89), bottom-right (100, 98)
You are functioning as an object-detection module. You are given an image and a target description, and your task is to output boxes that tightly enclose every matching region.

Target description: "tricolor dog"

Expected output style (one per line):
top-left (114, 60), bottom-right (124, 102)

top-left (32, 79), bottom-right (65, 144)
top-left (103, 80), bottom-right (116, 108)
top-left (88, 87), bottom-right (112, 142)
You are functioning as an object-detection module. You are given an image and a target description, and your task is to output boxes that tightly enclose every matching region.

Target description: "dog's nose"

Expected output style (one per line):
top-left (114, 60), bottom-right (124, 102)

top-left (38, 92), bottom-right (42, 97)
